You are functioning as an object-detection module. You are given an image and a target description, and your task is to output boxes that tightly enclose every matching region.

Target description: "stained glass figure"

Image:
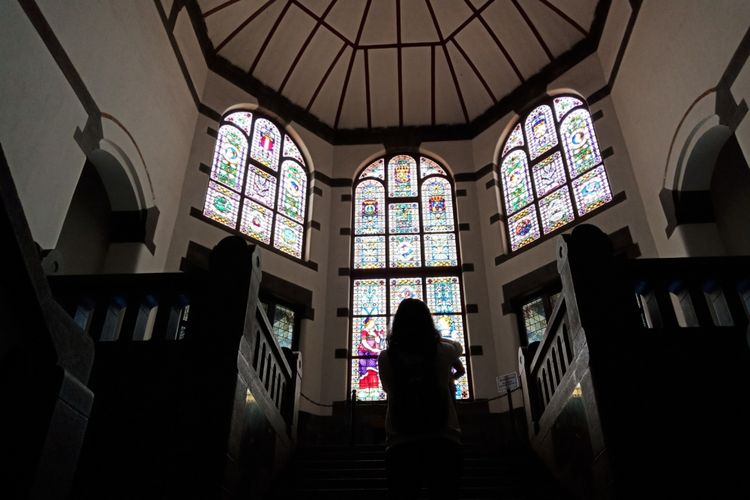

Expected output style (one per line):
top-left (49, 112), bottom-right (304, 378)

top-left (561, 109), bottom-right (602, 178)
top-left (354, 180), bottom-right (385, 235)
top-left (422, 177), bottom-right (454, 232)
top-left (350, 358), bottom-right (386, 401)
top-left (354, 236), bottom-right (386, 269)
top-left (250, 118), bottom-right (281, 171)
top-left (360, 158), bottom-right (385, 180)
top-left (389, 278), bottom-right (423, 312)
top-left (273, 215), bottom-right (303, 258)
top-left (553, 96), bottom-right (583, 121)
top-left (424, 233), bottom-right (458, 267)
top-left (388, 155), bottom-right (418, 197)
top-left (525, 105), bottom-right (557, 160)
top-left (502, 123), bottom-right (524, 156)
top-left (279, 160), bottom-right (307, 223)
top-left (501, 150), bottom-right (533, 215)
top-left (246, 166), bottom-right (277, 208)
top-left (210, 125), bottom-right (247, 192)
top-left (240, 200), bottom-right (273, 244)
top-left (271, 304), bottom-right (294, 349)
top-left (507, 205), bottom-right (540, 251)
top-left (522, 297), bottom-right (547, 344)
top-left (572, 165), bottom-right (612, 216)
top-left (204, 181), bottom-right (240, 227)
top-left (426, 277), bottom-right (461, 314)
top-left (531, 152), bottom-right (566, 198)
top-left (283, 134), bottom-right (305, 165)
top-left (419, 157), bottom-right (446, 178)
top-left (434, 314), bottom-right (464, 343)
top-left (225, 111), bottom-right (253, 135)
top-left (389, 234), bottom-right (422, 268)
top-left (388, 202), bottom-right (419, 234)
top-left (539, 186), bottom-right (575, 234)
top-left (353, 279), bottom-right (386, 316)
top-left (352, 316), bottom-right (387, 354)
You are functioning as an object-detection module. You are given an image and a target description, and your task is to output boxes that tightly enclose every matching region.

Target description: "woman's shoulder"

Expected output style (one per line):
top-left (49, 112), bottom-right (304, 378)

top-left (438, 339), bottom-right (462, 356)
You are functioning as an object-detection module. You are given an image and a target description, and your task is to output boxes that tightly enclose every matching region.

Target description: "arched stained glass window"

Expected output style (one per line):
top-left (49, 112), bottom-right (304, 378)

top-left (350, 155), bottom-right (471, 402)
top-left (202, 111), bottom-right (309, 259)
top-left (499, 95), bottom-right (613, 252)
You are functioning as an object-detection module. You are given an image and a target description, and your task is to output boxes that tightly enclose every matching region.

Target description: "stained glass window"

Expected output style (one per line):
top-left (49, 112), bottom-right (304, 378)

top-left (498, 95), bottom-right (612, 251)
top-left (350, 155), bottom-right (470, 401)
top-left (202, 110), bottom-right (310, 260)
top-left (271, 304), bottom-right (295, 349)
top-left (522, 297), bottom-right (547, 344)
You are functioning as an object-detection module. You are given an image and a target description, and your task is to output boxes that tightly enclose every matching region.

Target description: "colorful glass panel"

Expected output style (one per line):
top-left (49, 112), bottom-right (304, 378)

top-left (350, 356), bottom-right (386, 401)
top-left (246, 166), bottom-right (277, 208)
top-left (424, 233), bottom-right (458, 267)
top-left (502, 123), bottom-right (524, 156)
top-left (389, 278), bottom-right (423, 313)
top-left (352, 316), bottom-right (387, 353)
top-left (419, 157), bottom-right (446, 178)
top-left (354, 180), bottom-right (385, 235)
top-left (388, 202), bottom-right (419, 234)
top-left (562, 109), bottom-right (602, 178)
top-left (278, 160), bottom-right (307, 223)
top-left (553, 96), bottom-right (583, 121)
top-left (353, 279), bottom-right (387, 316)
top-left (354, 236), bottom-right (386, 269)
top-left (572, 165), bottom-right (612, 216)
top-left (271, 304), bottom-right (294, 349)
top-left (426, 277), bottom-right (461, 313)
top-left (522, 297), bottom-right (547, 344)
top-left (388, 155), bottom-right (418, 197)
top-left (210, 125), bottom-right (247, 191)
top-left (507, 205), bottom-right (540, 251)
top-left (250, 118), bottom-right (281, 171)
top-left (539, 186), bottom-right (575, 234)
top-left (225, 111), bottom-right (253, 135)
top-left (204, 181), bottom-right (240, 227)
top-left (360, 158), bottom-right (385, 180)
top-left (389, 234), bottom-right (421, 268)
top-left (525, 105), bottom-right (557, 160)
top-left (453, 371), bottom-right (470, 400)
top-left (273, 215), bottom-right (303, 258)
top-left (501, 150), bottom-right (533, 215)
top-left (240, 200), bottom-right (273, 244)
top-left (422, 177), bottom-right (454, 232)
top-left (532, 152), bottom-right (566, 198)
top-left (434, 314), bottom-right (464, 344)
top-left (283, 134), bottom-right (305, 165)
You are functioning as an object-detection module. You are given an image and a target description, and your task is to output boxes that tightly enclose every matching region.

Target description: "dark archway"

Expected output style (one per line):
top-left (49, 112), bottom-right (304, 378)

top-left (710, 135), bottom-right (750, 255)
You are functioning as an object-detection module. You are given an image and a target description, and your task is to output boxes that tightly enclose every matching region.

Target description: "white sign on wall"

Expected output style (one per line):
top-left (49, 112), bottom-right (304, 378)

top-left (496, 372), bottom-right (519, 393)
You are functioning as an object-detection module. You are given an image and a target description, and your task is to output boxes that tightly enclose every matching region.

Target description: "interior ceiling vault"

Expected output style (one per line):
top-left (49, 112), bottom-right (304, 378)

top-left (190, 0), bottom-right (607, 141)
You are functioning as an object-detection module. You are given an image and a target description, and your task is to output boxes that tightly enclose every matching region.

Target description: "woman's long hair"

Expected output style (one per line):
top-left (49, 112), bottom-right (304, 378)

top-left (387, 298), bottom-right (440, 359)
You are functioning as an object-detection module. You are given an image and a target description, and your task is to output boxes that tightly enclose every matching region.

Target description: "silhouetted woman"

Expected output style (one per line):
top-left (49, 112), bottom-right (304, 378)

top-left (378, 298), bottom-right (464, 499)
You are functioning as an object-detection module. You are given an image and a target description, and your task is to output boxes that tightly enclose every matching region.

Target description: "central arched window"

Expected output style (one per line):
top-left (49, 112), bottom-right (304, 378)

top-left (202, 110), bottom-right (309, 260)
top-left (349, 154), bottom-right (471, 401)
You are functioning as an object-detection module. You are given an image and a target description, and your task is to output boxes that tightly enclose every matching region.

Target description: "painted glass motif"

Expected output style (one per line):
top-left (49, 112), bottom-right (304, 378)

top-left (388, 155), bottom-right (418, 197)
top-left (204, 181), bottom-right (240, 227)
top-left (561, 109), bottom-right (602, 178)
top-left (388, 202), bottom-right (419, 234)
top-left (240, 200), bottom-right (273, 244)
top-left (419, 157), bottom-right (446, 178)
top-left (389, 234), bottom-right (421, 268)
top-left (273, 215), bottom-right (303, 258)
top-left (525, 105), bottom-right (557, 160)
top-left (279, 161), bottom-right (307, 223)
top-left (553, 96), bottom-right (582, 121)
top-left (246, 166), bottom-right (277, 208)
top-left (502, 123), bottom-right (524, 156)
top-left (522, 297), bottom-right (547, 344)
top-left (424, 233), bottom-right (458, 267)
top-left (354, 180), bottom-right (385, 235)
top-left (539, 186), bottom-right (575, 234)
top-left (390, 278), bottom-right (423, 312)
top-left (422, 177), bottom-right (454, 232)
top-left (453, 372), bottom-right (470, 400)
top-left (532, 152), bottom-right (566, 198)
top-left (507, 205), bottom-right (540, 251)
top-left (434, 314), bottom-right (464, 344)
top-left (250, 118), bottom-right (281, 171)
top-left (353, 279), bottom-right (387, 316)
top-left (572, 165), bottom-right (612, 216)
top-left (283, 134), bottom-right (305, 165)
top-left (501, 150), bottom-right (533, 215)
top-left (271, 304), bottom-right (294, 349)
top-left (426, 276), bottom-right (462, 313)
top-left (350, 355), bottom-right (386, 401)
top-left (354, 236), bottom-right (386, 269)
top-left (360, 158), bottom-right (385, 180)
top-left (211, 125), bottom-right (247, 192)
top-left (351, 315), bottom-right (387, 401)
top-left (225, 111), bottom-right (253, 135)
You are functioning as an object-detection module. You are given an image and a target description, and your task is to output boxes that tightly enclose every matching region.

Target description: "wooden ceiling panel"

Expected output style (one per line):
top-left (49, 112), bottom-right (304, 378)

top-left (519, 0), bottom-right (583, 57)
top-left (215, 0), bottom-right (284, 71)
top-left (309, 45), bottom-right (352, 127)
top-left (401, 0), bottom-right (439, 44)
top-left (283, 29), bottom-right (343, 107)
top-left (296, 0), bottom-right (334, 17)
top-left (204, 0), bottom-right (270, 48)
top-left (401, 46), bottom-right (431, 126)
top-left (368, 49), bottom-right (399, 128)
top-left (338, 51), bottom-right (367, 129)
top-left (548, 0), bottom-right (596, 31)
top-left (359, 0), bottom-right (396, 46)
top-left (434, 48), bottom-right (465, 125)
top-left (447, 42), bottom-right (492, 121)
top-left (326, 0), bottom-right (367, 44)
top-left (430, 0), bottom-right (473, 39)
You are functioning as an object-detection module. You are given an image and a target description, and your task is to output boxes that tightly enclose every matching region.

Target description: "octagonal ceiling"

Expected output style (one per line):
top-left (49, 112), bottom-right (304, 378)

top-left (192, 0), bottom-right (603, 135)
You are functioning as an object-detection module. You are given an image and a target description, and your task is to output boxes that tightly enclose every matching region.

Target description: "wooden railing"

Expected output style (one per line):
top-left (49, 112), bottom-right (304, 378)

top-left (518, 224), bottom-right (750, 499)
